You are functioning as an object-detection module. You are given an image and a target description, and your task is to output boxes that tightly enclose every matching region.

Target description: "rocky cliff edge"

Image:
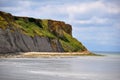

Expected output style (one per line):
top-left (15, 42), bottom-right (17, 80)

top-left (0, 11), bottom-right (87, 53)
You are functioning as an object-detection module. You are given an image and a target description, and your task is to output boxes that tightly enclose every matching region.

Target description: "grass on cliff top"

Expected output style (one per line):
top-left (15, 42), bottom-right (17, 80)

top-left (0, 16), bottom-right (8, 30)
top-left (15, 18), bottom-right (55, 38)
top-left (60, 32), bottom-right (86, 52)
top-left (41, 19), bottom-right (48, 30)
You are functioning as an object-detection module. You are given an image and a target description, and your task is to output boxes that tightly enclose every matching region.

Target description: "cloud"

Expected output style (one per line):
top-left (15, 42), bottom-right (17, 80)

top-left (1, 0), bottom-right (120, 19)
top-left (73, 16), bottom-right (109, 24)
top-left (65, 1), bottom-right (120, 18)
top-left (0, 0), bottom-right (33, 16)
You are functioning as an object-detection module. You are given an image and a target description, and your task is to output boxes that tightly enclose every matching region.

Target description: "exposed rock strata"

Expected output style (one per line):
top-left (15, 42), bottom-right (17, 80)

top-left (0, 11), bottom-right (87, 53)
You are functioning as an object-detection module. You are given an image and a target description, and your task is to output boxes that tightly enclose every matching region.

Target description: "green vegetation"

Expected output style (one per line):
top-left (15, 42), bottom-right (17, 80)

top-left (0, 16), bottom-right (8, 29)
top-left (41, 19), bottom-right (48, 30)
top-left (15, 18), bottom-right (55, 38)
top-left (0, 16), bottom-right (4, 20)
top-left (60, 32), bottom-right (86, 52)
top-left (15, 18), bottom-right (41, 37)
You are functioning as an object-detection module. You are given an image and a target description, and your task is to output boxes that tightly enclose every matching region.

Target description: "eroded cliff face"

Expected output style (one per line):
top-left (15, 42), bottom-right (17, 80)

top-left (0, 11), bottom-right (87, 53)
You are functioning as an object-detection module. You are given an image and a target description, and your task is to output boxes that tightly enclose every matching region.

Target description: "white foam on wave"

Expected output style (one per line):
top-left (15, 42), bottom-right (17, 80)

top-left (29, 70), bottom-right (118, 80)
top-left (29, 70), bottom-right (95, 79)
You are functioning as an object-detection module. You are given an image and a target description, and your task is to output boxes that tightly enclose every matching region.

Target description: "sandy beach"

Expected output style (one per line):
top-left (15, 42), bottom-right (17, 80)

top-left (0, 51), bottom-right (97, 58)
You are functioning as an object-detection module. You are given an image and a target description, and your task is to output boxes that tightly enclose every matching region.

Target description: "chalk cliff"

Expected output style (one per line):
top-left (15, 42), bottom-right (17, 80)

top-left (0, 11), bottom-right (87, 53)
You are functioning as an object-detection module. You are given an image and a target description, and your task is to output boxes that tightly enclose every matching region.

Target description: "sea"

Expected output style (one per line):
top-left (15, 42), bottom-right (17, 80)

top-left (0, 52), bottom-right (120, 80)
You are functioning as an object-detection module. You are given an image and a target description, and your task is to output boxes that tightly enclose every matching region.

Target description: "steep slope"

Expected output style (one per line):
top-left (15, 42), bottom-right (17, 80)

top-left (0, 11), bottom-right (87, 53)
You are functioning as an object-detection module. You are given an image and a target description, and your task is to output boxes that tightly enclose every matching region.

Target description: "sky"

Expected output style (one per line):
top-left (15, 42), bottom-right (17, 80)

top-left (0, 0), bottom-right (120, 52)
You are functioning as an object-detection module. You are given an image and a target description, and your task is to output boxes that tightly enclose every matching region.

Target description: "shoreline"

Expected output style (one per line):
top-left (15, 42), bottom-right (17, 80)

top-left (0, 52), bottom-right (102, 58)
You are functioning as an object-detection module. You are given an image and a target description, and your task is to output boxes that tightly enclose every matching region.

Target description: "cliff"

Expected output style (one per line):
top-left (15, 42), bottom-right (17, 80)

top-left (0, 11), bottom-right (87, 53)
